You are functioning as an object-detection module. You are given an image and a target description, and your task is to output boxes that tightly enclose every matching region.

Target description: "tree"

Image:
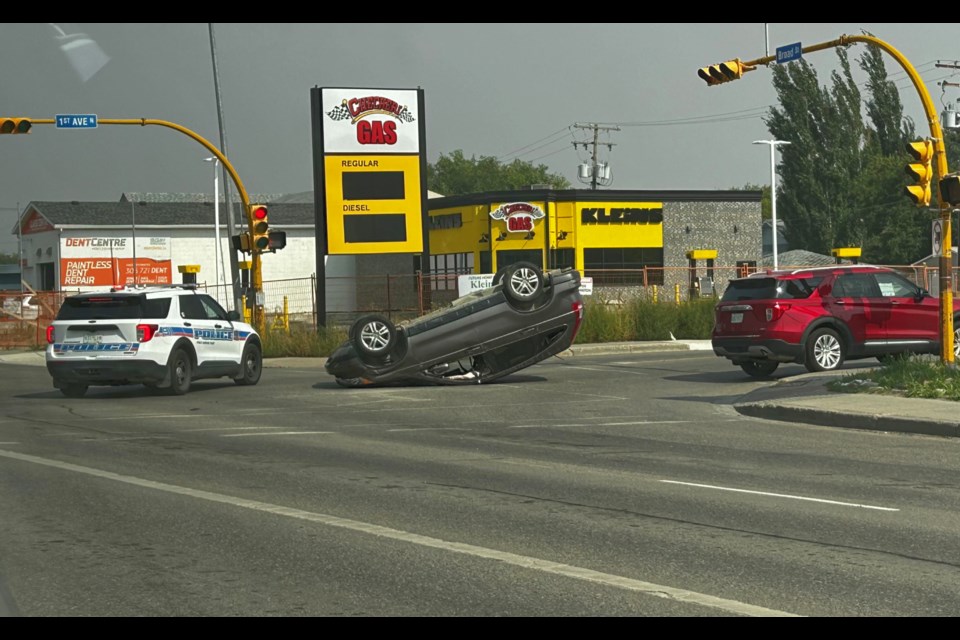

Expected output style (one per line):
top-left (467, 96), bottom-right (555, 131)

top-left (427, 150), bottom-right (571, 196)
top-left (0, 252), bottom-right (18, 265)
top-left (765, 44), bottom-right (938, 263)
top-left (766, 49), bottom-right (865, 256)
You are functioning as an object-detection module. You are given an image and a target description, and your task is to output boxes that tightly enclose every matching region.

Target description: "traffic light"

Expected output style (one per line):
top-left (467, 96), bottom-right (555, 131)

top-left (268, 230), bottom-right (287, 252)
top-left (941, 173), bottom-right (960, 206)
top-left (231, 233), bottom-right (252, 253)
top-left (905, 139), bottom-right (934, 207)
top-left (250, 204), bottom-right (270, 252)
top-left (697, 59), bottom-right (754, 86)
top-left (0, 117), bottom-right (32, 134)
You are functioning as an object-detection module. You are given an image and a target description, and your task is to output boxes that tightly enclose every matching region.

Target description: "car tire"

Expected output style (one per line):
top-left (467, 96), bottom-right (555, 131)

top-left (804, 327), bottom-right (845, 372)
top-left (167, 347), bottom-right (192, 396)
top-left (954, 319), bottom-right (960, 359)
top-left (351, 314), bottom-right (397, 361)
top-left (740, 361), bottom-right (779, 378)
top-left (502, 262), bottom-right (545, 304)
top-left (60, 383), bottom-right (87, 398)
top-left (235, 342), bottom-right (263, 386)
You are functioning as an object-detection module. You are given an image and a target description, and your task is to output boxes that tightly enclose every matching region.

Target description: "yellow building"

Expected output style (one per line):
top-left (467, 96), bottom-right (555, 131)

top-left (425, 187), bottom-right (762, 298)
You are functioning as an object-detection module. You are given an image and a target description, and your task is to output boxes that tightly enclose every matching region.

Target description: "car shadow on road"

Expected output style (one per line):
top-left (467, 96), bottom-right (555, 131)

top-left (16, 381), bottom-right (240, 400)
top-left (312, 373), bottom-right (548, 390)
top-left (665, 361), bottom-right (876, 385)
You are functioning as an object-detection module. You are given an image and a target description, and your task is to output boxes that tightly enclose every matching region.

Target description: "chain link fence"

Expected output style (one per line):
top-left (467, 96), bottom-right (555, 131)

top-left (2, 264), bottom-right (951, 348)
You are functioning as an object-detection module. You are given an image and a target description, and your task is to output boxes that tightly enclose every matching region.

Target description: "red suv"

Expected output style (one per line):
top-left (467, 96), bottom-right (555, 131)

top-left (712, 265), bottom-right (960, 377)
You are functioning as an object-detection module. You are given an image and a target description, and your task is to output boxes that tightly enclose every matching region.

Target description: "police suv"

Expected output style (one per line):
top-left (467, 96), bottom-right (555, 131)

top-left (45, 284), bottom-right (262, 398)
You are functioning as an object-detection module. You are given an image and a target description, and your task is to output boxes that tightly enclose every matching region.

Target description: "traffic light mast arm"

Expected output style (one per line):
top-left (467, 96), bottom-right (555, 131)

top-left (25, 117), bottom-right (267, 337)
top-left (700, 33), bottom-right (954, 364)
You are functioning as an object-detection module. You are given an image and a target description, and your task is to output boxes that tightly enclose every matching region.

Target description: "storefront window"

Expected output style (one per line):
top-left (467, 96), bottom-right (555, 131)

top-left (495, 250), bottom-right (543, 272)
top-left (429, 253), bottom-right (474, 291)
top-left (583, 248), bottom-right (664, 286)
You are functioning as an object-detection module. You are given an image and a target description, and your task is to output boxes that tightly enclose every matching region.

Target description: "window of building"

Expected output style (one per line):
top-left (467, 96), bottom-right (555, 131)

top-left (583, 248), bottom-right (664, 285)
top-left (549, 248), bottom-right (575, 270)
top-left (495, 250), bottom-right (543, 273)
top-left (429, 252), bottom-right (474, 291)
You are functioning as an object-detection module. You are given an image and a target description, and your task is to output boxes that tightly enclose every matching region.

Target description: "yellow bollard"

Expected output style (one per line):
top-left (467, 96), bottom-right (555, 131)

top-left (652, 285), bottom-right (658, 304)
top-left (674, 283), bottom-right (681, 304)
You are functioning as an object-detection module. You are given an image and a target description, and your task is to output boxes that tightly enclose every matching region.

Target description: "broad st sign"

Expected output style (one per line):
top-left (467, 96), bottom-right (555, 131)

top-left (315, 87), bottom-right (425, 255)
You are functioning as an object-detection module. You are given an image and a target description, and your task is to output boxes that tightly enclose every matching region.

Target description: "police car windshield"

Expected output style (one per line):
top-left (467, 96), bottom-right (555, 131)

top-left (56, 295), bottom-right (171, 320)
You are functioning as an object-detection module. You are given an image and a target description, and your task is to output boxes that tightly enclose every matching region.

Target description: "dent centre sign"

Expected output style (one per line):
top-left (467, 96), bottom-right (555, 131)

top-left (60, 236), bottom-right (172, 287)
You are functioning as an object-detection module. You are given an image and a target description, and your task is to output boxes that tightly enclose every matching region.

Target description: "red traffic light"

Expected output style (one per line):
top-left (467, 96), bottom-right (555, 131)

top-left (252, 206), bottom-right (268, 220)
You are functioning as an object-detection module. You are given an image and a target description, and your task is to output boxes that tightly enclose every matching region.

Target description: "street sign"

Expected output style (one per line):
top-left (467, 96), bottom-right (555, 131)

top-left (55, 114), bottom-right (98, 129)
top-left (933, 219), bottom-right (943, 255)
top-left (776, 43), bottom-right (802, 64)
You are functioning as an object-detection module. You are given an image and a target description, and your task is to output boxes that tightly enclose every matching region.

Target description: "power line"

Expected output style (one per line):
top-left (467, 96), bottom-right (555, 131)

top-left (496, 126), bottom-right (571, 162)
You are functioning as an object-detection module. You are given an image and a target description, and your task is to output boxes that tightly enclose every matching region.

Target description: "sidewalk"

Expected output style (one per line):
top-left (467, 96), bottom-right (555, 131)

top-left (4, 342), bottom-right (958, 438)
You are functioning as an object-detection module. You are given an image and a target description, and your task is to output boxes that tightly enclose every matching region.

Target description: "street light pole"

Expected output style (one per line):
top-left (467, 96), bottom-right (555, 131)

top-left (753, 139), bottom-right (790, 270)
top-left (131, 200), bottom-right (137, 285)
top-left (205, 157), bottom-right (223, 302)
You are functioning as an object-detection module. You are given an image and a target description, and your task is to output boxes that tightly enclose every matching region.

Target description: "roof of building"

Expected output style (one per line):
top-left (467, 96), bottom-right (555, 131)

top-left (761, 249), bottom-right (846, 268)
top-left (15, 201), bottom-right (317, 230)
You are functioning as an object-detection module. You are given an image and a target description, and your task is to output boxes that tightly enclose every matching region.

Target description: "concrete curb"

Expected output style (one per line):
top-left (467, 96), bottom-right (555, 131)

top-left (734, 401), bottom-right (960, 438)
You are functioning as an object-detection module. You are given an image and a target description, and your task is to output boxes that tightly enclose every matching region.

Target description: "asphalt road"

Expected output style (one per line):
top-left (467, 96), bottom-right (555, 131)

top-left (1, 351), bottom-right (959, 616)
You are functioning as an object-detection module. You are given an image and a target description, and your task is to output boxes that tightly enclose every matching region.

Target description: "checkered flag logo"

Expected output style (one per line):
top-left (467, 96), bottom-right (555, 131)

top-left (326, 101), bottom-right (351, 121)
top-left (397, 106), bottom-right (415, 123)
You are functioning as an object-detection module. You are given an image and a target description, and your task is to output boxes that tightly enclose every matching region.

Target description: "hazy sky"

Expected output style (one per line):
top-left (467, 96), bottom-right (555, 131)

top-left (2, 22), bottom-right (959, 254)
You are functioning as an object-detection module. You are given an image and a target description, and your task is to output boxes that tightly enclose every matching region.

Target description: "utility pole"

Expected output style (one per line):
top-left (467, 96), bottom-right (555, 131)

top-left (572, 123), bottom-right (619, 189)
top-left (208, 24), bottom-right (242, 314)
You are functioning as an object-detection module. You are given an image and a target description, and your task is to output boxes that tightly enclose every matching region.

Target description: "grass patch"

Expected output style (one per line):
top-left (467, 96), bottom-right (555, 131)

top-left (261, 324), bottom-right (348, 358)
top-left (827, 354), bottom-right (960, 401)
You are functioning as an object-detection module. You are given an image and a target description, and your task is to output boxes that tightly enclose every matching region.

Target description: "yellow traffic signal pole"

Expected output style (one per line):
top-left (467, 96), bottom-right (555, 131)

top-left (701, 34), bottom-right (954, 365)
top-left (22, 117), bottom-right (267, 336)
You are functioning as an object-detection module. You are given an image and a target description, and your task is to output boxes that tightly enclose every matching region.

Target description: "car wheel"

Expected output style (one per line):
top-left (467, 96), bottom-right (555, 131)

top-left (167, 347), bottom-right (192, 395)
top-left (235, 342), bottom-right (263, 386)
top-left (503, 262), bottom-right (544, 304)
top-left (804, 328), bottom-right (844, 372)
top-left (739, 361), bottom-right (779, 378)
top-left (954, 321), bottom-right (960, 359)
top-left (60, 383), bottom-right (87, 398)
top-left (352, 314), bottom-right (397, 360)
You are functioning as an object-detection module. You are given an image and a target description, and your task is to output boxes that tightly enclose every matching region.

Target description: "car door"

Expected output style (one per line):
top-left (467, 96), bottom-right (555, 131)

top-left (823, 272), bottom-right (885, 348)
top-left (874, 271), bottom-right (938, 346)
top-left (177, 294), bottom-right (236, 367)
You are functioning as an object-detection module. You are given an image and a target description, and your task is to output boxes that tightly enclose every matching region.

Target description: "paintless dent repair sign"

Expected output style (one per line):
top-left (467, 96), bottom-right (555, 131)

top-left (321, 89), bottom-right (420, 154)
top-left (59, 236), bottom-right (172, 287)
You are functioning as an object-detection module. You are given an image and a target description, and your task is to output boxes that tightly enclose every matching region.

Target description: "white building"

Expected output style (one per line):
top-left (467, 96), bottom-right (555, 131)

top-left (11, 196), bottom-right (357, 315)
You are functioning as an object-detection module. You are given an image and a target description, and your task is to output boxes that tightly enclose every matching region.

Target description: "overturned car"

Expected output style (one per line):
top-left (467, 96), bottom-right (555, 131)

top-left (325, 262), bottom-right (584, 387)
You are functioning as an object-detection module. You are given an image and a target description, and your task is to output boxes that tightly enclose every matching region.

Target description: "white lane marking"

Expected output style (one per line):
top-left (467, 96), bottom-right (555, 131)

top-left (0, 448), bottom-right (798, 617)
top-left (560, 365), bottom-right (647, 376)
top-left (0, 442), bottom-right (18, 445)
top-left (661, 480), bottom-right (899, 512)
top-left (221, 431), bottom-right (335, 438)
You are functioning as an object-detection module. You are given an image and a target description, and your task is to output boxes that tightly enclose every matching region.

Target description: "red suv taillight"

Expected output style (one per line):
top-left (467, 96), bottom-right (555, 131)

top-left (137, 324), bottom-right (158, 342)
top-left (766, 303), bottom-right (792, 322)
top-left (46, 325), bottom-right (55, 344)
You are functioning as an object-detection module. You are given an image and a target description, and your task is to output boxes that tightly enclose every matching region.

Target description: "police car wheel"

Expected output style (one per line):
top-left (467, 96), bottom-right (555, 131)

top-left (235, 343), bottom-right (263, 386)
top-left (167, 348), bottom-right (192, 395)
